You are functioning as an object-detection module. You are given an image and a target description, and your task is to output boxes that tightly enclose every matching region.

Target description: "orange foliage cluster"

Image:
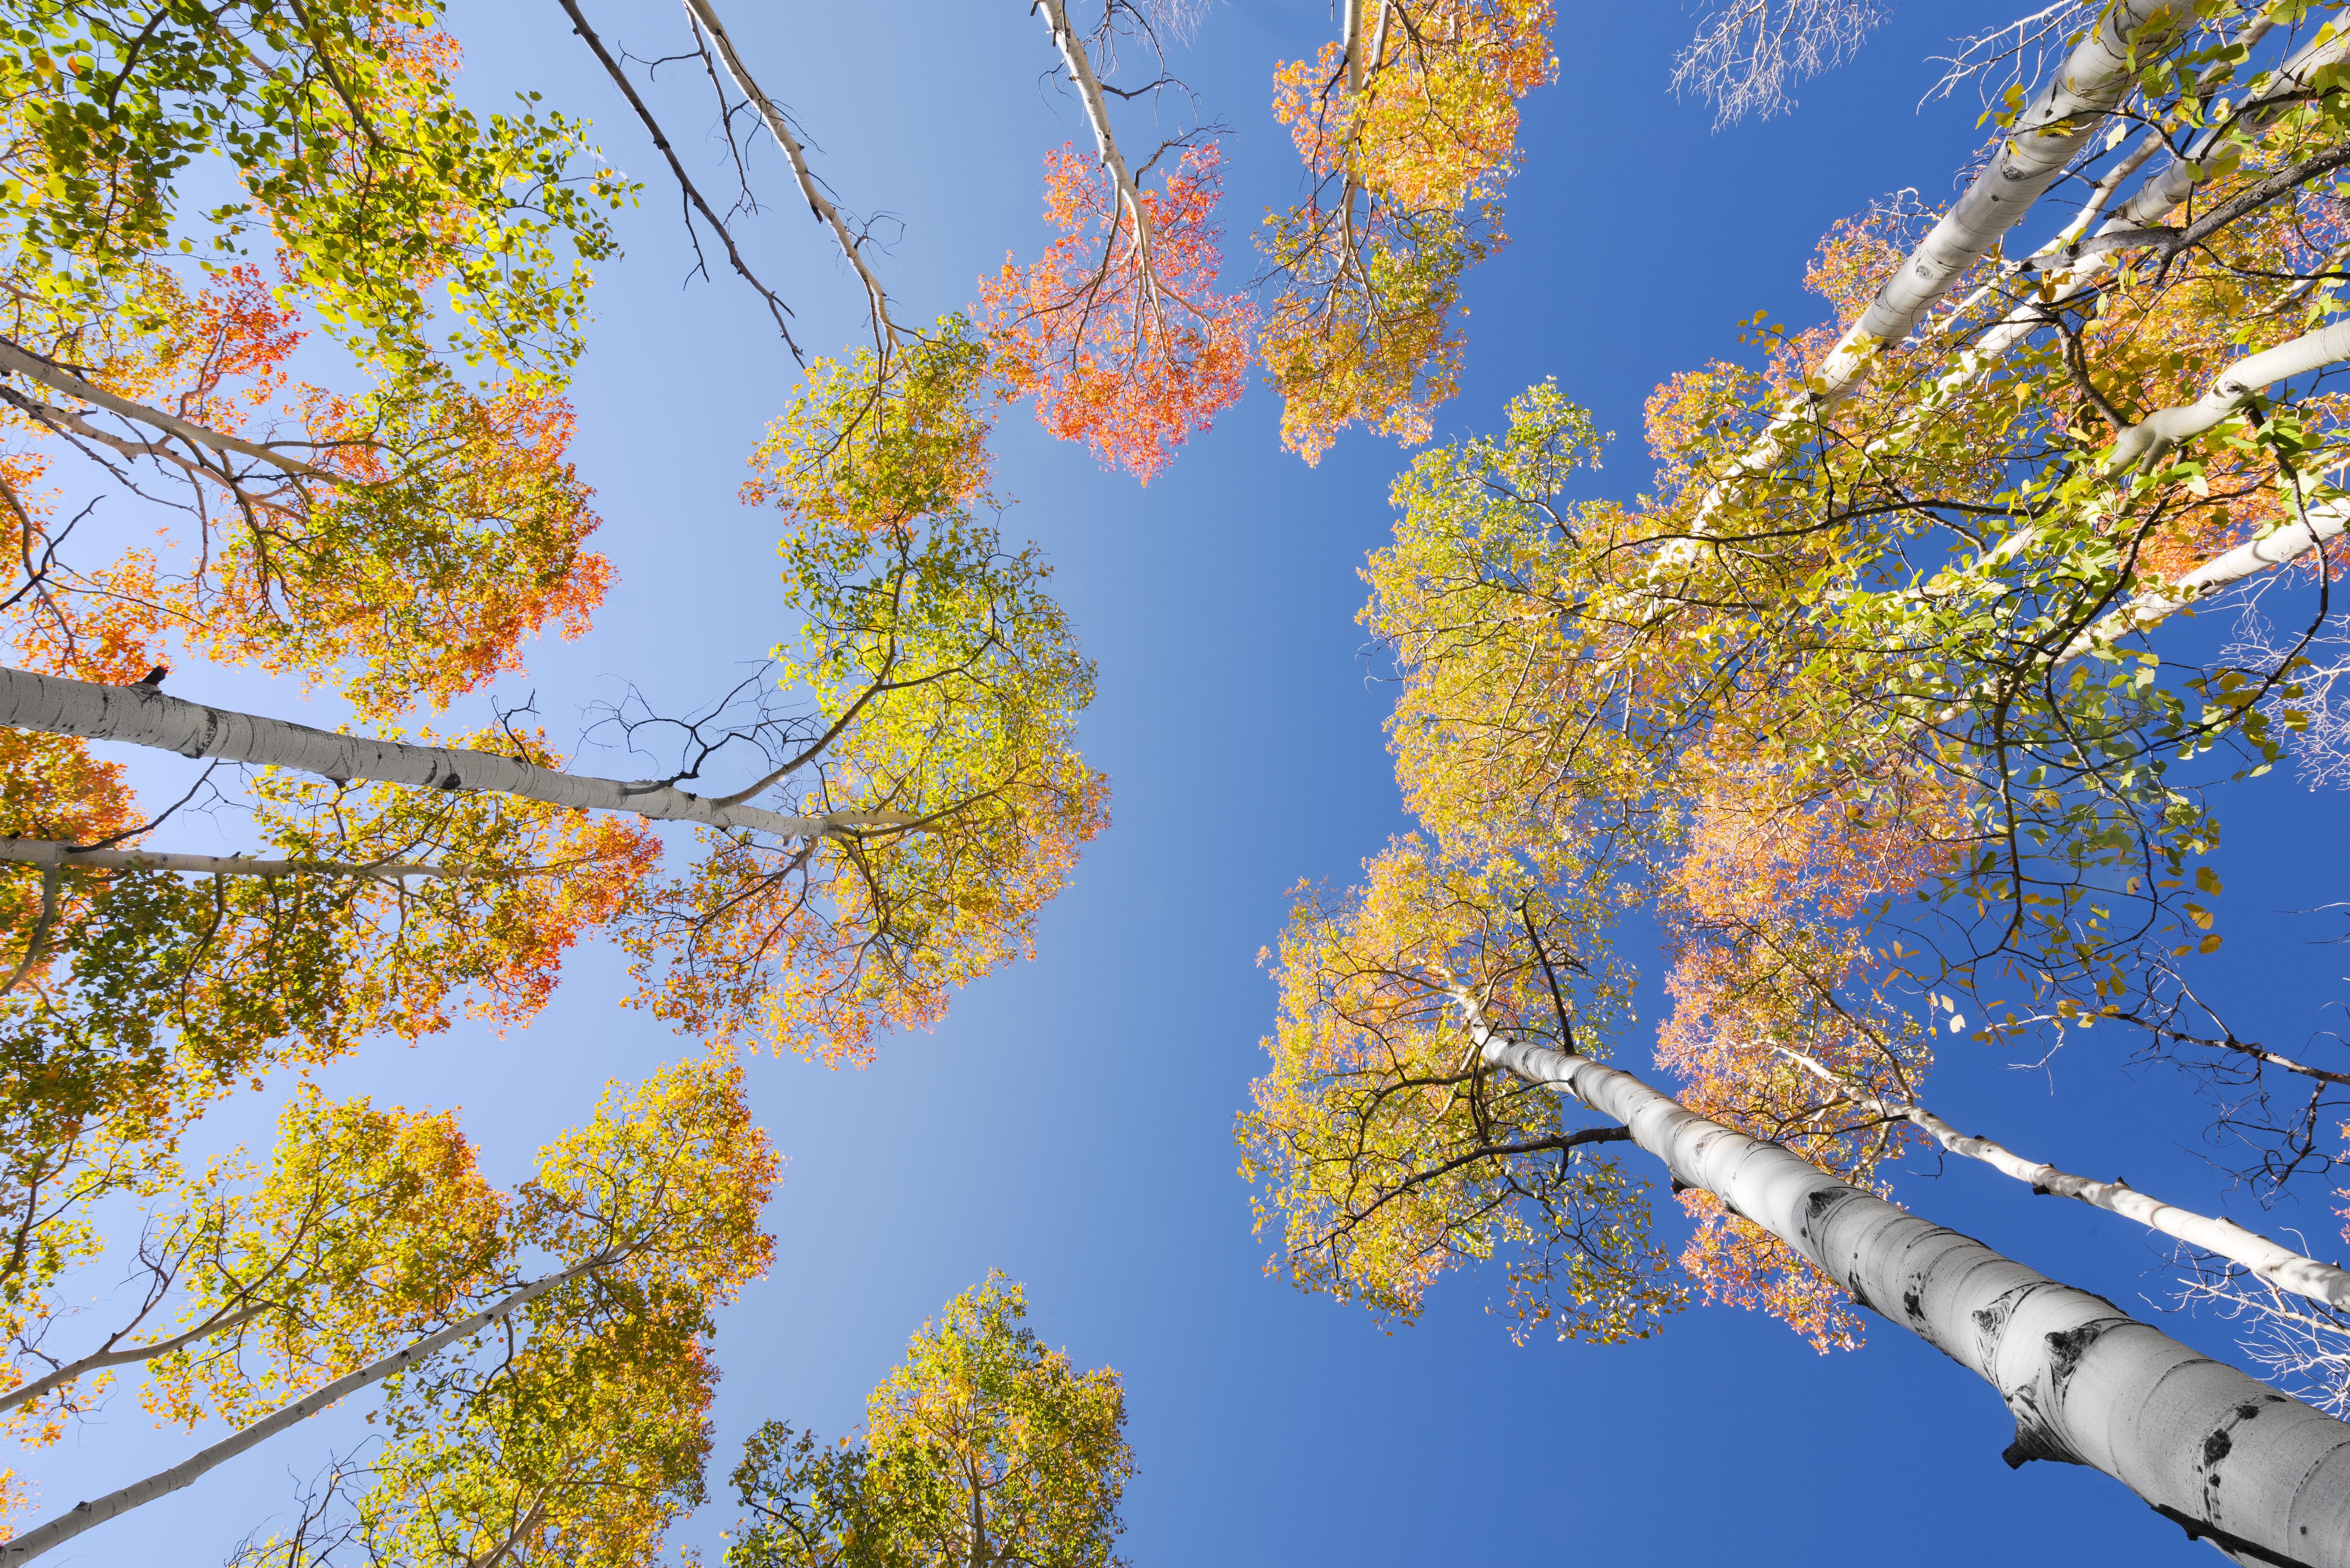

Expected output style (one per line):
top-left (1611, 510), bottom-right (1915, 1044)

top-left (1672, 753), bottom-right (1968, 930)
top-left (0, 263), bottom-right (610, 716)
top-left (982, 142), bottom-right (1255, 482)
top-left (1674, 1189), bottom-right (1864, 1355)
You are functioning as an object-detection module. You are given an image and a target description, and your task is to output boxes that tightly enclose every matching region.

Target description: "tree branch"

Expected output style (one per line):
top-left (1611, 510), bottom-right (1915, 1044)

top-left (554, 0), bottom-right (805, 361)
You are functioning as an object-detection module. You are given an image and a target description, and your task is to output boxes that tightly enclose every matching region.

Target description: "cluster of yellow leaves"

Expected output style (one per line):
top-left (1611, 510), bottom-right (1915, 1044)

top-left (344, 1051), bottom-right (775, 1568)
top-left (1259, 1), bottom-right (1557, 462)
top-left (1241, 838), bottom-right (1682, 1340)
top-left (655, 400), bottom-right (1107, 1067)
top-left (131, 1086), bottom-right (507, 1434)
top-left (12, 1050), bottom-right (775, 1561)
top-left (743, 321), bottom-right (1003, 537)
top-left (0, 724), bottom-right (659, 1408)
top-left (727, 1273), bottom-right (1130, 1568)
top-left (0, 1), bottom-right (627, 376)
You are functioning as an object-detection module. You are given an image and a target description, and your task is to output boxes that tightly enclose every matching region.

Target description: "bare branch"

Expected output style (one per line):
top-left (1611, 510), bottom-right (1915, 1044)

top-left (679, 0), bottom-right (905, 364)
top-left (1672, 0), bottom-right (1889, 128)
top-left (554, 0), bottom-right (806, 361)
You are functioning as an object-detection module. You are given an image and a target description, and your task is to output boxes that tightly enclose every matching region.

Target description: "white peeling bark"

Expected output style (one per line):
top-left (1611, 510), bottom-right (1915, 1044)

top-left (1660, 0), bottom-right (2191, 552)
top-left (2109, 322), bottom-right (2350, 471)
top-left (1033, 0), bottom-right (1158, 274)
top-left (1779, 1047), bottom-right (2350, 1314)
top-left (0, 839), bottom-right (458, 879)
top-left (2098, 23), bottom-right (2350, 241)
top-left (0, 1258), bottom-right (603, 1564)
top-left (0, 338), bottom-right (339, 484)
top-left (1817, 0), bottom-right (2191, 394)
top-left (2068, 499), bottom-right (2348, 657)
top-left (679, 0), bottom-right (901, 355)
top-left (0, 666), bottom-right (911, 841)
top-left (1953, 22), bottom-right (2350, 382)
top-left (1457, 1002), bottom-right (2350, 1564)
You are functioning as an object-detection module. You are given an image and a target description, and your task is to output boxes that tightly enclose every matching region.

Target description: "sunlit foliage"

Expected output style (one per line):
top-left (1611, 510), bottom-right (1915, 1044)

top-left (727, 1273), bottom-right (1131, 1568)
top-left (983, 141), bottom-right (1254, 482)
top-left (1259, 0), bottom-right (1556, 462)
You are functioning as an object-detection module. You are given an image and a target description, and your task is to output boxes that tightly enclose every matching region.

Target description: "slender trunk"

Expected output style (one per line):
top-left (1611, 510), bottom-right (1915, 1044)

top-left (555, 0), bottom-right (805, 359)
top-left (2108, 322), bottom-right (2350, 471)
top-left (0, 666), bottom-right (911, 841)
top-left (965, 1455), bottom-right (990, 1568)
top-left (1032, 0), bottom-right (1157, 268)
top-left (0, 339), bottom-right (338, 484)
top-left (1459, 1006), bottom-right (2350, 1565)
top-left (0, 1258), bottom-right (602, 1563)
top-left (2065, 498), bottom-right (2347, 657)
top-left (1779, 1047), bottom-right (2350, 1314)
top-left (1651, 0), bottom-right (2193, 568)
top-left (0, 866), bottom-right (58, 997)
top-left (1941, 22), bottom-right (2350, 390)
top-left (679, 0), bottom-right (899, 357)
top-left (1848, 23), bottom-right (2350, 543)
top-left (0, 1302), bottom-right (274, 1418)
top-left (0, 840), bottom-right (457, 879)
top-left (1826, 1), bottom-right (2191, 385)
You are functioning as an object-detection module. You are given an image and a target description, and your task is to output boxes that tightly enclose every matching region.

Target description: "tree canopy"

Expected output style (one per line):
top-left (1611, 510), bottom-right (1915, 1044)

top-left (12, 0), bottom-right (2350, 1562)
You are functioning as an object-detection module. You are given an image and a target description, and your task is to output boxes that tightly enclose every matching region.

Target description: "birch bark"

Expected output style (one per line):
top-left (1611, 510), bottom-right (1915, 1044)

top-left (0, 666), bottom-right (912, 841)
top-left (1032, 0), bottom-right (1158, 275)
top-left (1460, 1004), bottom-right (2350, 1565)
top-left (2066, 499), bottom-right (2347, 656)
top-left (1825, 0), bottom-right (2191, 385)
top-left (1778, 1047), bottom-right (2350, 1314)
top-left (2109, 322), bottom-right (2350, 471)
top-left (1652, 0), bottom-right (2193, 558)
top-left (0, 1257), bottom-right (605, 1564)
top-left (0, 339), bottom-right (339, 484)
top-left (0, 840), bottom-right (459, 879)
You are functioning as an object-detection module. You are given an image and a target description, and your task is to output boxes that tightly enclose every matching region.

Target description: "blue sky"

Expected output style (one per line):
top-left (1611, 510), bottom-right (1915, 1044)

top-left (23, 3), bottom-right (2350, 1565)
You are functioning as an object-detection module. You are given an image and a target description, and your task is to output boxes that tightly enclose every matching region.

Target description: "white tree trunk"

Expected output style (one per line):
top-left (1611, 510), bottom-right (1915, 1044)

top-left (1938, 21), bottom-right (2350, 393)
top-left (1033, 0), bottom-right (1158, 268)
top-left (0, 1258), bottom-right (603, 1563)
top-left (2110, 322), bottom-right (2350, 471)
top-left (1827, 0), bottom-right (2190, 381)
top-left (1779, 1047), bottom-right (2350, 1314)
top-left (2068, 499), bottom-right (2348, 657)
top-left (0, 339), bottom-right (338, 483)
top-left (1459, 1008), bottom-right (2350, 1564)
top-left (0, 839), bottom-right (458, 879)
top-left (1653, 0), bottom-right (2192, 558)
top-left (0, 666), bottom-right (910, 840)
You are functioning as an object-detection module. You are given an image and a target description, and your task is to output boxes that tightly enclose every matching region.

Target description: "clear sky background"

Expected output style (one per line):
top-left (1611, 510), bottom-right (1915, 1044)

top-left (22, 3), bottom-right (2350, 1565)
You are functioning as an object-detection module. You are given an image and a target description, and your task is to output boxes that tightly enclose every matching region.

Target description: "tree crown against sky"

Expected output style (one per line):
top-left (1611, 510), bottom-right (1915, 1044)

top-left (1244, 0), bottom-right (2350, 1408)
top-left (0, 0), bottom-right (1107, 1553)
top-left (9, 0), bottom-right (2350, 1564)
top-left (726, 1275), bottom-right (1132, 1568)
